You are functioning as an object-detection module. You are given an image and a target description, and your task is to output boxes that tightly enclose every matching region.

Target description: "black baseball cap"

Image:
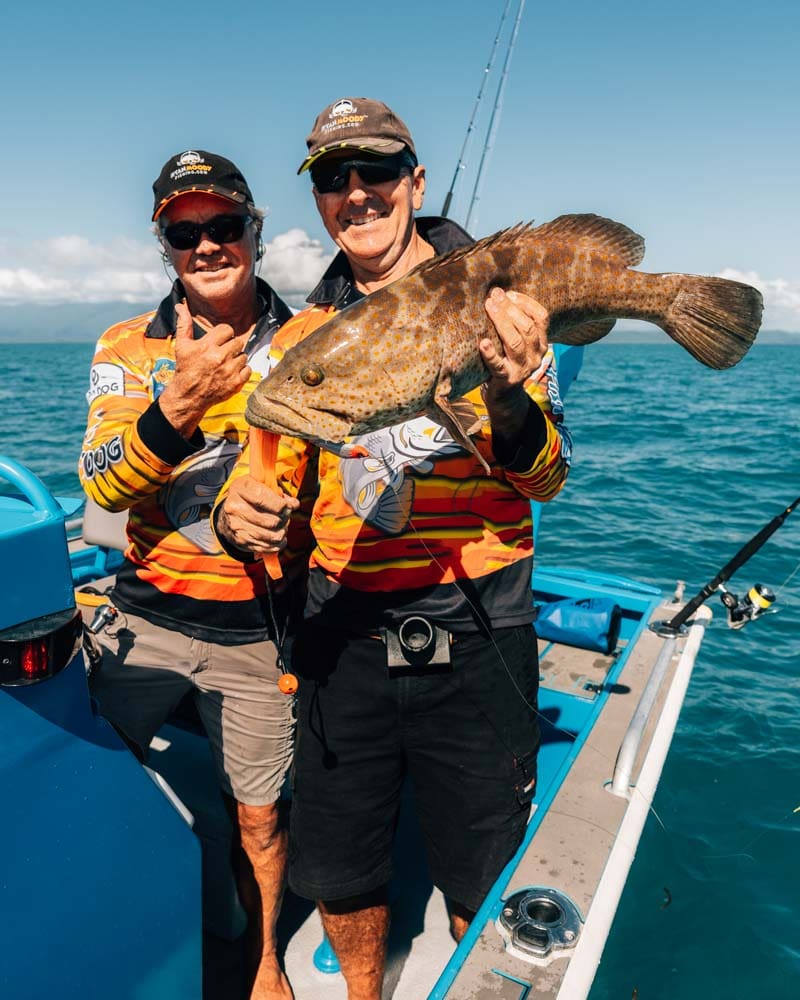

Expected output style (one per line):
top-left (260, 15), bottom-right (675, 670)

top-left (152, 150), bottom-right (255, 221)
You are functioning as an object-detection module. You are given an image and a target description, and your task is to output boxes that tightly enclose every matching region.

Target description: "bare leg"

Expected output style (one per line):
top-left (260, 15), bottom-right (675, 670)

top-left (447, 899), bottom-right (475, 943)
top-left (227, 796), bottom-right (293, 1000)
top-left (318, 889), bottom-right (389, 1000)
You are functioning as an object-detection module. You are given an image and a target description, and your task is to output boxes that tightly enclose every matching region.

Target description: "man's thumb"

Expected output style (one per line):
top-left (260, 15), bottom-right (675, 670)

top-left (174, 300), bottom-right (194, 340)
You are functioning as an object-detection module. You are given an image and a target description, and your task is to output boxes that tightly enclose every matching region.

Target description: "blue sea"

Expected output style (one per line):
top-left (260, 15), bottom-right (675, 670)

top-left (1, 340), bottom-right (798, 998)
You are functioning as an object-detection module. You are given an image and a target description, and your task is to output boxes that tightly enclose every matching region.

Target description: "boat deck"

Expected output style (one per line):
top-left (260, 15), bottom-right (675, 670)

top-left (66, 505), bottom-right (705, 1000)
top-left (164, 616), bottom-right (675, 1000)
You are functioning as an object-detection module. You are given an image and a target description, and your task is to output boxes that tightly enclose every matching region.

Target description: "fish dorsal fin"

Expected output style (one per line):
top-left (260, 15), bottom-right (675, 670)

top-left (410, 223), bottom-right (537, 275)
top-left (530, 214), bottom-right (645, 267)
top-left (409, 215), bottom-right (644, 276)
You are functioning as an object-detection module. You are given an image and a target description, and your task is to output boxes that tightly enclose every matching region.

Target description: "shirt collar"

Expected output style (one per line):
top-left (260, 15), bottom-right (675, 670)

top-left (305, 216), bottom-right (474, 310)
top-left (145, 276), bottom-right (293, 340)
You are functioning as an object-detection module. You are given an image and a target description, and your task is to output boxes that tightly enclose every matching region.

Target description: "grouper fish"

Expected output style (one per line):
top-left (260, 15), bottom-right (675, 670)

top-left (245, 214), bottom-right (762, 469)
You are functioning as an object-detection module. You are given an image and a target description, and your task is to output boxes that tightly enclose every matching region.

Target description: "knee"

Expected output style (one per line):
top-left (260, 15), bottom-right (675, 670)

top-left (319, 887), bottom-right (387, 916)
top-left (236, 800), bottom-right (284, 855)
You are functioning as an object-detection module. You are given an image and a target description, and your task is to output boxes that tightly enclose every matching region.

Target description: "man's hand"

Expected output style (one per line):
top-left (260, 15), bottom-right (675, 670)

top-left (217, 476), bottom-right (300, 557)
top-left (481, 288), bottom-right (551, 464)
top-left (158, 301), bottom-right (253, 438)
top-left (481, 288), bottom-right (549, 400)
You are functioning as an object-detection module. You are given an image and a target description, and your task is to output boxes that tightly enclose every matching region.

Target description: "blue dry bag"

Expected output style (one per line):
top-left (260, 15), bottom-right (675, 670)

top-left (534, 597), bottom-right (622, 655)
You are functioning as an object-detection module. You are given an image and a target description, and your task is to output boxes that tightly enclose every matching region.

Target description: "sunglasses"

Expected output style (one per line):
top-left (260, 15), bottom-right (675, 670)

top-left (160, 213), bottom-right (254, 251)
top-left (310, 153), bottom-right (416, 194)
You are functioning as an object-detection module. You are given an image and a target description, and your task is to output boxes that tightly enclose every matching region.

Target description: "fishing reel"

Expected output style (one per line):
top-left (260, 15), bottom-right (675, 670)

top-left (718, 583), bottom-right (776, 630)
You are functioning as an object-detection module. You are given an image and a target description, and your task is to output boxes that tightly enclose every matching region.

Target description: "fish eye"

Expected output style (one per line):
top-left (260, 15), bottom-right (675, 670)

top-left (301, 365), bottom-right (325, 387)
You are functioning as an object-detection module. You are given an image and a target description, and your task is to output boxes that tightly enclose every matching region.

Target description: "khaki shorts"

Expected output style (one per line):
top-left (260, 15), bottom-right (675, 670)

top-left (88, 611), bottom-right (295, 806)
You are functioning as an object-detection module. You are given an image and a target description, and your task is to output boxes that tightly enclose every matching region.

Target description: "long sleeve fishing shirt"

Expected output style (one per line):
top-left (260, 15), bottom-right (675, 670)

top-left (215, 218), bottom-right (573, 634)
top-left (78, 278), bottom-right (292, 643)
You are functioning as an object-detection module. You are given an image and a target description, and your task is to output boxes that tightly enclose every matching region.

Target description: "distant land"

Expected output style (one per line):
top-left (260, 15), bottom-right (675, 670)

top-left (0, 302), bottom-right (797, 344)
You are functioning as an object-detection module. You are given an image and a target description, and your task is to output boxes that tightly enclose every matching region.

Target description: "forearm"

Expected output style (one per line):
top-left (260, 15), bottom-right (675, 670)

top-left (156, 379), bottom-right (210, 439)
top-left (485, 386), bottom-right (547, 469)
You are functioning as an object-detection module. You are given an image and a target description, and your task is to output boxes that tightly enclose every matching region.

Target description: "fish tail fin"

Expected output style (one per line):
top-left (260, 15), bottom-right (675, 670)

top-left (664, 277), bottom-right (762, 369)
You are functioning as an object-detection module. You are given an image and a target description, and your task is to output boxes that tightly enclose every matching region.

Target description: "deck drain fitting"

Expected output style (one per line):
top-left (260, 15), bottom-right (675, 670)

top-left (496, 886), bottom-right (583, 963)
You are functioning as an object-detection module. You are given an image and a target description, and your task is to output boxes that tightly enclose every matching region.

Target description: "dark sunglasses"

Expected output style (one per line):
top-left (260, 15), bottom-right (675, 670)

top-left (160, 213), bottom-right (254, 251)
top-left (310, 153), bottom-right (416, 194)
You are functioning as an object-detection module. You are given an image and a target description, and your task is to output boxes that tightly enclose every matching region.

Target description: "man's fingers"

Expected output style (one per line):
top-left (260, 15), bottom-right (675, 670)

top-left (232, 331), bottom-right (251, 358)
top-left (479, 337), bottom-right (508, 374)
top-left (487, 290), bottom-right (548, 352)
top-left (231, 477), bottom-right (299, 516)
top-left (506, 289), bottom-right (548, 325)
top-left (218, 479), bottom-right (300, 556)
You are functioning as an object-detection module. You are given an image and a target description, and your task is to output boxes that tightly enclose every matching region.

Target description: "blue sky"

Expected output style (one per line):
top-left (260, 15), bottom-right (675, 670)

top-left (1, 0), bottom-right (797, 329)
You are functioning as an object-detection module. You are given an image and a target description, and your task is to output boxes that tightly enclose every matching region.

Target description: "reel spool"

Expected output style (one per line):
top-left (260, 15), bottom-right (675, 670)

top-left (719, 582), bottom-right (776, 629)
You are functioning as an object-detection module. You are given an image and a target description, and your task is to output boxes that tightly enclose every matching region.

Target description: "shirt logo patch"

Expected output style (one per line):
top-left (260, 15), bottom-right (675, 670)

top-left (151, 358), bottom-right (176, 399)
top-left (82, 436), bottom-right (123, 480)
top-left (87, 363), bottom-right (125, 404)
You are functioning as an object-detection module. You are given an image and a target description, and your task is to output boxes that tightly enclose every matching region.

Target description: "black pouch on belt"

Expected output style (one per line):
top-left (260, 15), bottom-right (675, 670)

top-left (382, 616), bottom-right (452, 677)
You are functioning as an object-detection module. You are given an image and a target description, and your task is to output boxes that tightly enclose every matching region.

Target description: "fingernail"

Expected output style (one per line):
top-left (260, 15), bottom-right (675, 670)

top-left (491, 286), bottom-right (505, 301)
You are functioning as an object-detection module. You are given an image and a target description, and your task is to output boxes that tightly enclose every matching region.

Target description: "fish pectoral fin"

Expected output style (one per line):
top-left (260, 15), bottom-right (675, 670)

top-left (433, 394), bottom-right (491, 475)
top-left (447, 396), bottom-right (483, 436)
top-left (555, 318), bottom-right (617, 345)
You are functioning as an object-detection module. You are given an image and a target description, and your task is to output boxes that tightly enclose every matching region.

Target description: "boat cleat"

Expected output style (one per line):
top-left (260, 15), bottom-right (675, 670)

top-left (496, 886), bottom-right (583, 964)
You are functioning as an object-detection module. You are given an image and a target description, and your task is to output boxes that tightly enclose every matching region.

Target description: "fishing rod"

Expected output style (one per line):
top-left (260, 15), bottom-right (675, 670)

top-left (465, 0), bottom-right (526, 235)
top-left (654, 494), bottom-right (800, 637)
top-left (441, 0), bottom-right (514, 220)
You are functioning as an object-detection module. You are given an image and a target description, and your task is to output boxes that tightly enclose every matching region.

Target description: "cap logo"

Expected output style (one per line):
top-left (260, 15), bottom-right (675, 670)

top-left (320, 99), bottom-right (370, 138)
top-left (331, 99), bottom-right (357, 117)
top-left (170, 150), bottom-right (212, 183)
top-left (177, 150), bottom-right (203, 166)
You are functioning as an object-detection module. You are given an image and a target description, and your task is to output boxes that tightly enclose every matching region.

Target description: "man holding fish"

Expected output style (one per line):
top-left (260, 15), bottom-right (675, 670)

top-left (215, 98), bottom-right (572, 1000)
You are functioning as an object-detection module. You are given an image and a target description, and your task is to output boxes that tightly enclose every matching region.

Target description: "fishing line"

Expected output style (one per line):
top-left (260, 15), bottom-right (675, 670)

top-left (700, 801), bottom-right (800, 862)
top-left (773, 557), bottom-right (800, 601)
top-left (263, 568), bottom-right (290, 674)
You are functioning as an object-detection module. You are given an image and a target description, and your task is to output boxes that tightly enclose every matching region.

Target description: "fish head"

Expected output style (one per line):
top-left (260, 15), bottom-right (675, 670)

top-left (246, 317), bottom-right (375, 443)
top-left (247, 288), bottom-right (444, 445)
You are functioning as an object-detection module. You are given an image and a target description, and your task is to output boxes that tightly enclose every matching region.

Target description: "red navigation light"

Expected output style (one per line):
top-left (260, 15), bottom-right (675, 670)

top-left (0, 609), bottom-right (82, 687)
top-left (20, 638), bottom-right (49, 679)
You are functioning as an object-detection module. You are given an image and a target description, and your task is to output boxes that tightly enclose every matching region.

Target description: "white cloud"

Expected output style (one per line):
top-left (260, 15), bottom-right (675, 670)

top-left (0, 232), bottom-right (796, 333)
top-left (0, 237), bottom-right (168, 304)
top-left (0, 229), bottom-right (333, 308)
top-left (716, 268), bottom-right (800, 332)
top-left (261, 229), bottom-right (333, 310)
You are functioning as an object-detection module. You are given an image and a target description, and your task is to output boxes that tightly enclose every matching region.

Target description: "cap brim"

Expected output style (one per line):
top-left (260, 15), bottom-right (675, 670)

top-left (297, 138), bottom-right (408, 174)
top-left (152, 186), bottom-right (248, 221)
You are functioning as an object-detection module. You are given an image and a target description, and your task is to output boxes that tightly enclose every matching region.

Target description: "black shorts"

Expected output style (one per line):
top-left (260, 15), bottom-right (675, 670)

top-left (287, 622), bottom-right (540, 912)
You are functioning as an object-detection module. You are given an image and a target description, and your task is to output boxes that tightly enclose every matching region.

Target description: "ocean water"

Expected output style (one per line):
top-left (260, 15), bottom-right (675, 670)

top-left (1, 340), bottom-right (798, 998)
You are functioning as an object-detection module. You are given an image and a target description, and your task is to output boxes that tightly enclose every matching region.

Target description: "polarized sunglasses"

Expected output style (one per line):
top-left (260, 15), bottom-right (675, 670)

top-left (310, 152), bottom-right (416, 194)
top-left (160, 213), bottom-right (254, 251)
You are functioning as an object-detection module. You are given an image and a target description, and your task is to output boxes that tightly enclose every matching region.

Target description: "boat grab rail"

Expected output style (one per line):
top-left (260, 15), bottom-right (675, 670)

top-left (610, 605), bottom-right (711, 798)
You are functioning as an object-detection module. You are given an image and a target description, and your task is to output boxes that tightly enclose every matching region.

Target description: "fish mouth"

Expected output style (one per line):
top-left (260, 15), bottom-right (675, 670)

top-left (246, 395), bottom-right (313, 435)
top-left (245, 394), bottom-right (352, 443)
